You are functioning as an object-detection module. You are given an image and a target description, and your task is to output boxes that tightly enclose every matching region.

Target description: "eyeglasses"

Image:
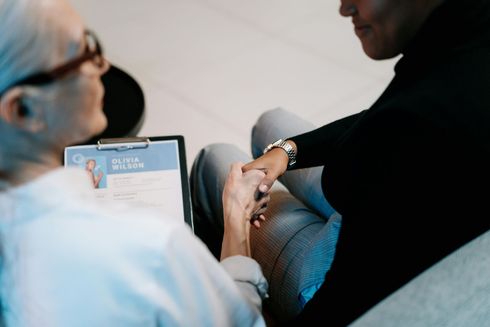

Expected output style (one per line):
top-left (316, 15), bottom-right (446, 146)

top-left (1, 30), bottom-right (105, 94)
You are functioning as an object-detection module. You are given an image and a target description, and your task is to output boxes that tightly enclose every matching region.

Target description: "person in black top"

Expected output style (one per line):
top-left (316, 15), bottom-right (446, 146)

top-left (239, 0), bottom-right (490, 325)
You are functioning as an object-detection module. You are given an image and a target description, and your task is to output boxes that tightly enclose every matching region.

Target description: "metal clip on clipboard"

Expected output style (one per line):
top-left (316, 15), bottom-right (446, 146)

top-left (96, 137), bottom-right (150, 151)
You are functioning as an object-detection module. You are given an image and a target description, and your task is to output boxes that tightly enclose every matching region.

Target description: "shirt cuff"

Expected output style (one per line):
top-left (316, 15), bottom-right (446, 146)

top-left (220, 255), bottom-right (269, 300)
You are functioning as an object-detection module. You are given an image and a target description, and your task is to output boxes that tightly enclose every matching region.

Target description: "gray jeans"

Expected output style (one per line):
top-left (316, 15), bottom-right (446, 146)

top-left (190, 108), bottom-right (341, 321)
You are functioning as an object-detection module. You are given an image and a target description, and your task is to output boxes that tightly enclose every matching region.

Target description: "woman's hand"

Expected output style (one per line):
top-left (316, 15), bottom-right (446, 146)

top-left (242, 140), bottom-right (296, 192)
top-left (221, 162), bottom-right (270, 259)
top-left (222, 162), bottom-right (270, 228)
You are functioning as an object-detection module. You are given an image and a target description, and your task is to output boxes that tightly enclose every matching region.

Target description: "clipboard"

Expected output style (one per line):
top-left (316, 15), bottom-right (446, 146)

top-left (63, 136), bottom-right (193, 230)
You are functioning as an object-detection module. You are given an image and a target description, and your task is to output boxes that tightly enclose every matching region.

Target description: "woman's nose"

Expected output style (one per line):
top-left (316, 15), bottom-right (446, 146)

top-left (99, 57), bottom-right (110, 75)
top-left (339, 1), bottom-right (357, 17)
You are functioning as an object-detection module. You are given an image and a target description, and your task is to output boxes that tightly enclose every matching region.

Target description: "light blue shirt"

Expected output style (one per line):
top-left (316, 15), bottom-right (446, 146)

top-left (0, 168), bottom-right (267, 326)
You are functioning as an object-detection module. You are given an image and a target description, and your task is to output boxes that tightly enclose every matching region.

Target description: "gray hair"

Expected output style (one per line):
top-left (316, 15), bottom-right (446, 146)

top-left (0, 0), bottom-right (65, 171)
top-left (0, 0), bottom-right (57, 94)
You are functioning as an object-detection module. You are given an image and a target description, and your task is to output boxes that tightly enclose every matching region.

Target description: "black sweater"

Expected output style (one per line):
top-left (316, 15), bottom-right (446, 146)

top-left (287, 0), bottom-right (490, 325)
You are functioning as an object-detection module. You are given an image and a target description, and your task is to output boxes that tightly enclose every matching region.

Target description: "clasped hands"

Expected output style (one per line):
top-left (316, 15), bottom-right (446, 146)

top-left (223, 147), bottom-right (290, 229)
top-left (220, 149), bottom-right (290, 259)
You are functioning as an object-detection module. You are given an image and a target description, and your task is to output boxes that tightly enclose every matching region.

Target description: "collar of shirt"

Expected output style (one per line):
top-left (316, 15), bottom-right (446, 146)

top-left (396, 0), bottom-right (490, 75)
top-left (0, 167), bottom-right (94, 227)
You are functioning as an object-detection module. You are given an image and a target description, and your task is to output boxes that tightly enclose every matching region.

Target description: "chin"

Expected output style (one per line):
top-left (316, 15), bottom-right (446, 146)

top-left (93, 115), bottom-right (108, 135)
top-left (364, 49), bottom-right (399, 60)
top-left (79, 115), bottom-right (107, 143)
top-left (362, 43), bottom-right (401, 60)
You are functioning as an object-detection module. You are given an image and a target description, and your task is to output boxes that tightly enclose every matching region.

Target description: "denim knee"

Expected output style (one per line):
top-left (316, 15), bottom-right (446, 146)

top-left (251, 107), bottom-right (290, 158)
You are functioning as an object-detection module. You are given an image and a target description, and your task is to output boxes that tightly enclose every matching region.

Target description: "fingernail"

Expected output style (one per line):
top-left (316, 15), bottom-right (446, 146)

top-left (259, 184), bottom-right (268, 192)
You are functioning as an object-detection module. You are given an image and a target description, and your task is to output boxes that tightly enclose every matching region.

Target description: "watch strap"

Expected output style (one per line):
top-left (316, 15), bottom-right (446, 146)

top-left (263, 139), bottom-right (297, 168)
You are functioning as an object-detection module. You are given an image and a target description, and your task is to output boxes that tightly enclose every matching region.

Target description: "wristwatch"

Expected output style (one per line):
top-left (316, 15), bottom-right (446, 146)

top-left (263, 139), bottom-right (297, 168)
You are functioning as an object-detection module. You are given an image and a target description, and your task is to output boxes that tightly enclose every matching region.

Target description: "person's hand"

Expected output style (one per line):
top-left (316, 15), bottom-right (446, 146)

top-left (222, 162), bottom-right (270, 228)
top-left (242, 143), bottom-right (293, 193)
top-left (221, 162), bottom-right (270, 259)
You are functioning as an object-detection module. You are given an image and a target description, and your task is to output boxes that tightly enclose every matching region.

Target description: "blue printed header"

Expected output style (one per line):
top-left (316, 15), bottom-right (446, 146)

top-left (65, 141), bottom-right (180, 175)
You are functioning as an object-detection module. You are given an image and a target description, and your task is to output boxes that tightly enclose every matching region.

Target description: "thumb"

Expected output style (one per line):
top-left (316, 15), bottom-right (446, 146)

top-left (259, 176), bottom-right (275, 193)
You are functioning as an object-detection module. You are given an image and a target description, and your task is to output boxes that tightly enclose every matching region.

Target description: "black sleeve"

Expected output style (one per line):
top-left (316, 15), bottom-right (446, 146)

top-left (289, 110), bottom-right (366, 169)
top-left (284, 107), bottom-right (490, 326)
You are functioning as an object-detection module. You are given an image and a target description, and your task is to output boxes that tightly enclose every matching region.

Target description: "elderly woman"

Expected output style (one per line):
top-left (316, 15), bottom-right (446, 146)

top-left (0, 0), bottom-right (269, 325)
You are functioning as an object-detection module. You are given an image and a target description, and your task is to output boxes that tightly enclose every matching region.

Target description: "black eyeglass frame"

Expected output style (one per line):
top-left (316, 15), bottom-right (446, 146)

top-left (0, 30), bottom-right (104, 95)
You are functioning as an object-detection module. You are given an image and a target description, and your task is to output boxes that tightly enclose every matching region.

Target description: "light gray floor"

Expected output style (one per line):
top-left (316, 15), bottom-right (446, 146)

top-left (71, 0), bottom-right (398, 166)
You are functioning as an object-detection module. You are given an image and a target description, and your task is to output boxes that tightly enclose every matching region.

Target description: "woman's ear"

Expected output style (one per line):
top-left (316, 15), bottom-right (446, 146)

top-left (0, 87), bottom-right (45, 132)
